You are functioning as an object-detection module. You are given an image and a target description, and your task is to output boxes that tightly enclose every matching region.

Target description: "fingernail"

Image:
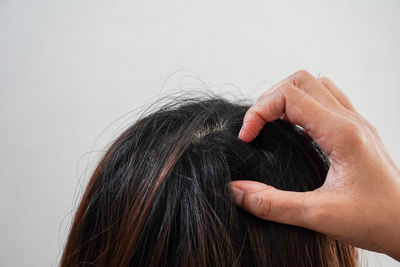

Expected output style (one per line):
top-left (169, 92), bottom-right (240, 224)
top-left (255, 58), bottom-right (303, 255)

top-left (238, 127), bottom-right (244, 139)
top-left (231, 186), bottom-right (244, 207)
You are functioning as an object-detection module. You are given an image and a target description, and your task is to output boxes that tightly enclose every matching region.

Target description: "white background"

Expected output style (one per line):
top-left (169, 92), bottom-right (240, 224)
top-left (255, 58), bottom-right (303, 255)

top-left (1, 0), bottom-right (399, 266)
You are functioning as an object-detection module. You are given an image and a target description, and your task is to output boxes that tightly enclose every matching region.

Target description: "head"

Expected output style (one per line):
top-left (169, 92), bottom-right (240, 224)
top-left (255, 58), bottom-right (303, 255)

top-left (61, 95), bottom-right (357, 266)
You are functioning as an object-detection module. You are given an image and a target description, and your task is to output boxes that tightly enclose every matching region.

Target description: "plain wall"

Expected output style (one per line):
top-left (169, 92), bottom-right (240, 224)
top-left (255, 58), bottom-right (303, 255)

top-left (0, 0), bottom-right (399, 266)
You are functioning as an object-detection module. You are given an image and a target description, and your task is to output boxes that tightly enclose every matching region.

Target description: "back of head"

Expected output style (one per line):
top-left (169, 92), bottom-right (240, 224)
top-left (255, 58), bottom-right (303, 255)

top-left (61, 96), bottom-right (357, 267)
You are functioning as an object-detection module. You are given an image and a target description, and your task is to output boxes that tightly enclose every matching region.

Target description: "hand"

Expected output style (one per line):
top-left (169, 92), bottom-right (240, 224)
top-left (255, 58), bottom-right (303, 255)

top-left (231, 70), bottom-right (400, 261)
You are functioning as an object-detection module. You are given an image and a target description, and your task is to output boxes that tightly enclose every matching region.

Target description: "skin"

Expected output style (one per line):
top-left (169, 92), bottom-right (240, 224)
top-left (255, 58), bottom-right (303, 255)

top-left (231, 70), bottom-right (400, 261)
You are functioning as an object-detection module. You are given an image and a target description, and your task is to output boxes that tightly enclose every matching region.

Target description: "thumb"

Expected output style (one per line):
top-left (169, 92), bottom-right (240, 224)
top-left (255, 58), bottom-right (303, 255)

top-left (231, 180), bottom-right (321, 229)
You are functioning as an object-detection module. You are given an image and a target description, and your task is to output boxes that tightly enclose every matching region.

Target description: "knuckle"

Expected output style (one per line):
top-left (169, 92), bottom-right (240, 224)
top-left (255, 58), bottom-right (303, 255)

top-left (257, 88), bottom-right (287, 118)
top-left (291, 70), bottom-right (313, 83)
top-left (282, 83), bottom-right (307, 108)
top-left (368, 122), bottom-right (379, 136)
top-left (270, 91), bottom-right (284, 116)
top-left (248, 104), bottom-right (264, 120)
top-left (345, 120), bottom-right (357, 134)
top-left (339, 119), bottom-right (367, 148)
top-left (342, 120), bottom-right (361, 136)
top-left (362, 117), bottom-right (379, 136)
top-left (279, 82), bottom-right (298, 102)
top-left (280, 82), bottom-right (295, 94)
top-left (317, 76), bottom-right (331, 85)
top-left (251, 103), bottom-right (263, 114)
top-left (253, 194), bottom-right (272, 219)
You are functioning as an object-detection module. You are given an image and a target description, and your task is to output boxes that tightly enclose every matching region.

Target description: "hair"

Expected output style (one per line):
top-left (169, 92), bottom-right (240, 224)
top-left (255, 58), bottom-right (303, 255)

top-left (61, 95), bottom-right (358, 267)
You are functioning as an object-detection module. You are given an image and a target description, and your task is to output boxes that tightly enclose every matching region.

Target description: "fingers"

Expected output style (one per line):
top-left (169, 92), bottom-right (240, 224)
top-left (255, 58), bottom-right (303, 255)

top-left (239, 71), bottom-right (345, 143)
top-left (286, 71), bottom-right (344, 111)
top-left (231, 180), bottom-right (322, 229)
top-left (258, 71), bottom-right (343, 113)
top-left (239, 82), bottom-right (338, 155)
top-left (317, 77), bottom-right (356, 112)
top-left (239, 71), bottom-right (356, 144)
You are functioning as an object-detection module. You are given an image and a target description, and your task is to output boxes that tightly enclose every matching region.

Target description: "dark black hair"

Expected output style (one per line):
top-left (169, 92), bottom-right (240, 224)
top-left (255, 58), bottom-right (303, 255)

top-left (61, 95), bottom-right (357, 266)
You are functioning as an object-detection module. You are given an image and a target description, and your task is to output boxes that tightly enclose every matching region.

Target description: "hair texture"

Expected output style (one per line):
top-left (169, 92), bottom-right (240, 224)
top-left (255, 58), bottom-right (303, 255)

top-left (61, 95), bottom-right (357, 267)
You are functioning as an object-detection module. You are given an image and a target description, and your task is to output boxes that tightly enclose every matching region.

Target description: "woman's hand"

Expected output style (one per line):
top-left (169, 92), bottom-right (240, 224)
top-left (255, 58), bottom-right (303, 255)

top-left (231, 70), bottom-right (400, 261)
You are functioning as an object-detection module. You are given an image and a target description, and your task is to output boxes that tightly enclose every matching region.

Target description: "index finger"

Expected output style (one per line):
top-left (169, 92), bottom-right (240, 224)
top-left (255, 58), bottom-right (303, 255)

top-left (238, 82), bottom-right (340, 156)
